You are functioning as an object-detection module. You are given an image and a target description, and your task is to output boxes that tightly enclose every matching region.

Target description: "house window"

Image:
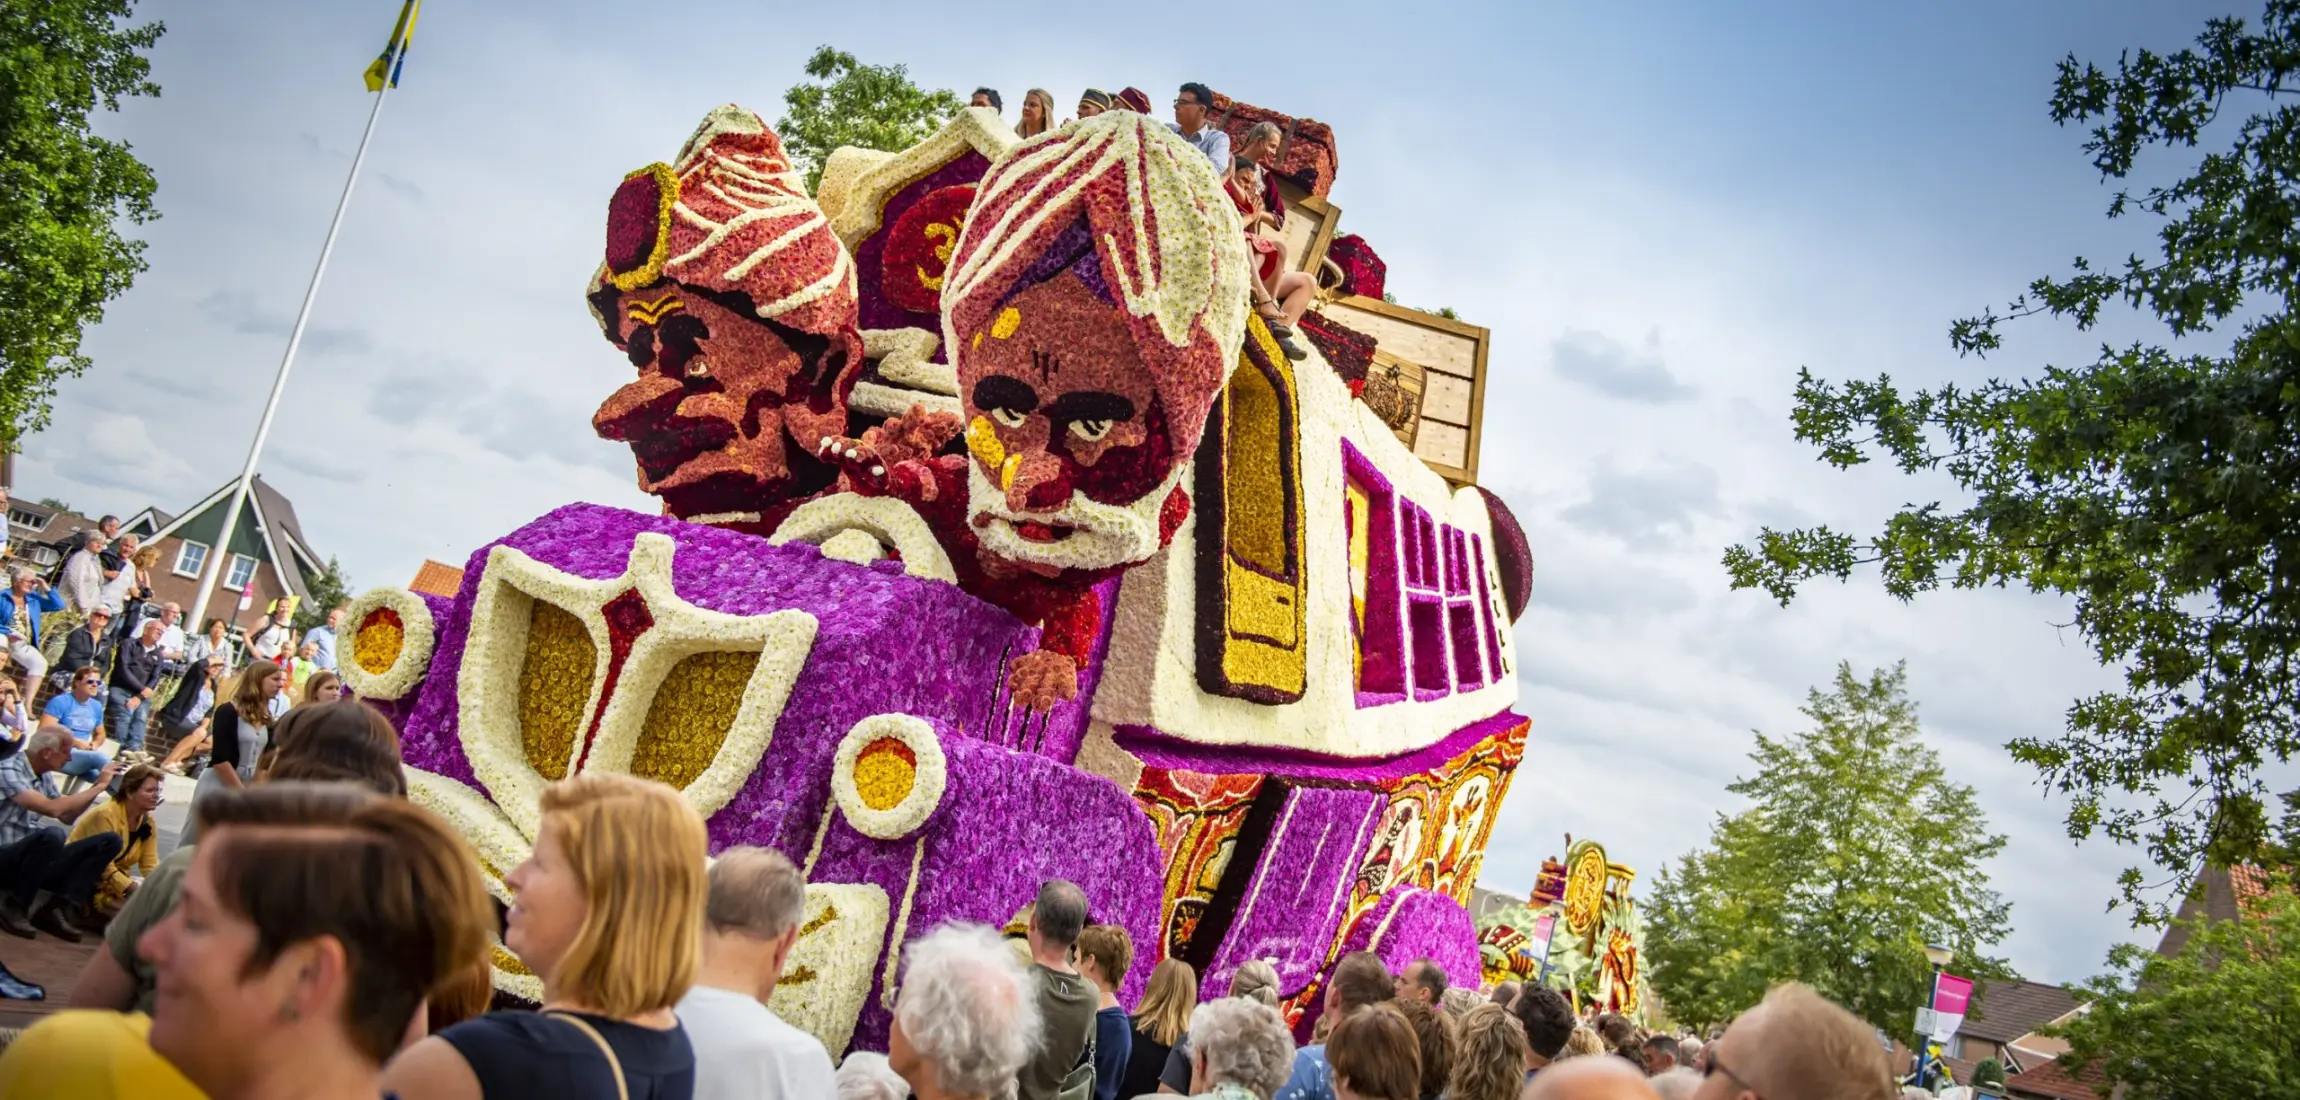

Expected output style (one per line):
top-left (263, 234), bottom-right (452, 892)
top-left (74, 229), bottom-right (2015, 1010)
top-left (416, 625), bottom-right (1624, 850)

top-left (223, 553), bottom-right (259, 591)
top-left (173, 541), bottom-right (210, 579)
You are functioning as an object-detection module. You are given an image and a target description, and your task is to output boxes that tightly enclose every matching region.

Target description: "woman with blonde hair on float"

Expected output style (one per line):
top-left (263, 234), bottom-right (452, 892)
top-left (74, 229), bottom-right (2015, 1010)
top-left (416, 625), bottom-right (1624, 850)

top-left (1018, 87), bottom-right (1056, 137)
top-left (384, 773), bottom-right (707, 1100)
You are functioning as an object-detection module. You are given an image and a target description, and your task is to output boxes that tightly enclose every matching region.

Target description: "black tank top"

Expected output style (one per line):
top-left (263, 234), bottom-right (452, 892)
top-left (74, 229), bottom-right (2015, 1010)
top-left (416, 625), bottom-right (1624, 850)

top-left (440, 1010), bottom-right (696, 1100)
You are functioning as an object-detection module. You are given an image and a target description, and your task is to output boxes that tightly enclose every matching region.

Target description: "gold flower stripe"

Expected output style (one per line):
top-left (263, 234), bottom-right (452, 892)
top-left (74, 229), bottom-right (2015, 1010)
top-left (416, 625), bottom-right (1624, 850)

top-left (519, 602), bottom-right (596, 781)
top-left (630, 649), bottom-right (759, 789)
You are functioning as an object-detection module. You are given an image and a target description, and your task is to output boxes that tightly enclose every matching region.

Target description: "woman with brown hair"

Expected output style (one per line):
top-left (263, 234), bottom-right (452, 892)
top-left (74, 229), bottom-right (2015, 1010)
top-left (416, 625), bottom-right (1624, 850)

top-left (197, 661), bottom-right (288, 794)
top-left (65, 762), bottom-right (165, 918)
top-left (1446, 1005), bottom-right (1528, 1100)
top-left (1123, 957), bottom-right (1197, 1098)
top-left (383, 773), bottom-right (709, 1100)
top-left (297, 669), bottom-right (343, 708)
top-left (1325, 1005), bottom-right (1419, 1100)
top-left (1391, 999), bottom-right (1454, 1100)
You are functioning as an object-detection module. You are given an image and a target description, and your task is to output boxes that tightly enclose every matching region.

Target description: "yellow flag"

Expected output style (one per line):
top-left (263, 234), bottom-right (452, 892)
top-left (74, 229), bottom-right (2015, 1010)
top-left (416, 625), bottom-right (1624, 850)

top-left (361, 0), bottom-right (421, 92)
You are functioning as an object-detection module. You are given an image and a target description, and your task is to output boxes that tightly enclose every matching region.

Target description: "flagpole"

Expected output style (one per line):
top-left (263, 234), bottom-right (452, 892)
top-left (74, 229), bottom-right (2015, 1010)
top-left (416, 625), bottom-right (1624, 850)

top-left (186, 67), bottom-right (396, 633)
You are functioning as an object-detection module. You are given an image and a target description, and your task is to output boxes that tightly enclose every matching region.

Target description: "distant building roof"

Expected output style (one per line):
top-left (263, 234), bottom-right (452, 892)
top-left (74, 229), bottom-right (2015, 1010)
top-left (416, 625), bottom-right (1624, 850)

top-left (409, 559), bottom-right (464, 598)
top-left (2004, 1054), bottom-right (2111, 1100)
top-left (1962, 979), bottom-right (2083, 1044)
top-left (146, 475), bottom-right (324, 601)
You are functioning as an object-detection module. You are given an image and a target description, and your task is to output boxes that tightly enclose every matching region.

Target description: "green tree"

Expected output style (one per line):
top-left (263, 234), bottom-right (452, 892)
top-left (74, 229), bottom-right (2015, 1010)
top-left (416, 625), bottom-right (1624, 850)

top-left (2051, 878), bottom-right (2299, 1099)
top-left (1970, 1058), bottom-right (2006, 1090)
top-left (776, 46), bottom-right (962, 192)
top-left (292, 556), bottom-right (351, 631)
top-left (1645, 662), bottom-right (2013, 1033)
top-left (1722, 4), bottom-right (2300, 919)
top-left (0, 0), bottom-right (163, 445)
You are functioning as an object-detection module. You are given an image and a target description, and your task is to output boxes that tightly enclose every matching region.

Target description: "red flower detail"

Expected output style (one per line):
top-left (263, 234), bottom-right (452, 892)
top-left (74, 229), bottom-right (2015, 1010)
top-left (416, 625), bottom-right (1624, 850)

top-left (574, 589), bottom-right (654, 773)
top-left (881, 185), bottom-right (976, 315)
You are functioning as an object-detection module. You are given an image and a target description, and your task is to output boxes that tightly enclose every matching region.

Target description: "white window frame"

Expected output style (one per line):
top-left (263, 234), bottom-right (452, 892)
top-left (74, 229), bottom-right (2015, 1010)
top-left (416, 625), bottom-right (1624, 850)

top-left (223, 553), bottom-right (259, 591)
top-left (173, 540), bottom-right (210, 579)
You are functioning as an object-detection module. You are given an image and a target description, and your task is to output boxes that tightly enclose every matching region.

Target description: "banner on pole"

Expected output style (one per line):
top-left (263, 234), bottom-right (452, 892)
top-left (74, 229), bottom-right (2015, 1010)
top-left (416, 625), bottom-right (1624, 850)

top-left (1927, 973), bottom-right (1974, 1041)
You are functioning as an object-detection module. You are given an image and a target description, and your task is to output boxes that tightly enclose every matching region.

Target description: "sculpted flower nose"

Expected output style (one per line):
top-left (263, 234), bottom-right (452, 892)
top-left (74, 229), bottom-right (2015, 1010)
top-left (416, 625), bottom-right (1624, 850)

top-left (1006, 453), bottom-right (1068, 513)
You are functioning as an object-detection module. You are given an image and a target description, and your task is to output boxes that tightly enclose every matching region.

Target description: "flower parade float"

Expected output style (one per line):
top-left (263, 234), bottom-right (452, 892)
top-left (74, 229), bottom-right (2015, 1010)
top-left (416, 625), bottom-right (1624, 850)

top-left (1476, 839), bottom-right (1650, 1021)
top-left (342, 101), bottom-right (1537, 1053)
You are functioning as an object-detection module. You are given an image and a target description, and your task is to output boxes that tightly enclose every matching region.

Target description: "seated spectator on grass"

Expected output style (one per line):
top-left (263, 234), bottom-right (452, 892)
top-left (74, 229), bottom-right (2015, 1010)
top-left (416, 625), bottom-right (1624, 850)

top-left (888, 922), bottom-right (1043, 1100)
top-left (1170, 82), bottom-right (1231, 170)
top-left (972, 87), bottom-right (1003, 113)
top-left (0, 681), bottom-right (29, 747)
top-left (1076, 922), bottom-right (1136, 1100)
top-left (184, 617), bottom-right (233, 668)
top-left (3, 567), bottom-right (65, 701)
top-left (128, 783), bottom-right (494, 1100)
top-left (1181, 996), bottom-right (1295, 1100)
top-left (679, 846), bottom-right (834, 1100)
top-left (71, 701), bottom-right (408, 1014)
top-left (383, 773), bottom-right (708, 1100)
top-left (0, 726), bottom-right (124, 940)
top-left (138, 601), bottom-right (187, 659)
top-left (66, 762), bottom-right (163, 918)
top-left (41, 664), bottom-right (115, 783)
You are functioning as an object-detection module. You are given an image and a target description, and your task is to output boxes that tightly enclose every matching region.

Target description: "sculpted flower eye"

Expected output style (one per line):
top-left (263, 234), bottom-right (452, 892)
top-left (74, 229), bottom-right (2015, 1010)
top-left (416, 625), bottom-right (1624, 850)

top-left (1069, 418), bottom-right (1113, 442)
top-left (991, 407), bottom-right (1030, 429)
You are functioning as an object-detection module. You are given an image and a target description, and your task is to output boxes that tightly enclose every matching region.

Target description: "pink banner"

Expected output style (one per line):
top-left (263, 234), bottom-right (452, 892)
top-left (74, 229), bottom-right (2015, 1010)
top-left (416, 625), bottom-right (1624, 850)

top-left (1931, 973), bottom-right (1974, 1015)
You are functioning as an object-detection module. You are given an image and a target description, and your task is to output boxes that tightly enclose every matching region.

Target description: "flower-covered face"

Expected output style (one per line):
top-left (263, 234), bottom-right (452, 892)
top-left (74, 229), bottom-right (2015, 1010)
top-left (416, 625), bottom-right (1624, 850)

top-left (956, 271), bottom-right (1182, 572)
top-left (594, 286), bottom-right (832, 522)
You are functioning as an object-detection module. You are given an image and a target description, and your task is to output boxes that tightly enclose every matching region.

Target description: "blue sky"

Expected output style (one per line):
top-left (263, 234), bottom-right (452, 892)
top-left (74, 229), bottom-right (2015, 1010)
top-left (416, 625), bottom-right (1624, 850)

top-left (24, 0), bottom-right (2260, 986)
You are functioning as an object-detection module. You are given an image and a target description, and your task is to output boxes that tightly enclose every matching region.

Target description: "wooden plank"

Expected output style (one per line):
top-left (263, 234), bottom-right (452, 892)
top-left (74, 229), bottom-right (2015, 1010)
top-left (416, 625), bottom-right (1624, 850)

top-left (1273, 186), bottom-right (1341, 278)
top-left (1316, 295), bottom-right (1492, 486)
top-left (1414, 421), bottom-right (1470, 469)
top-left (1423, 371), bottom-right (1474, 425)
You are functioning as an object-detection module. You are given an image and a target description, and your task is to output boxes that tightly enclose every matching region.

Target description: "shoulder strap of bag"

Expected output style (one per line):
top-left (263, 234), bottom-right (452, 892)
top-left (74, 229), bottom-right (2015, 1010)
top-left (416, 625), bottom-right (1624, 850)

top-left (548, 1011), bottom-right (630, 1100)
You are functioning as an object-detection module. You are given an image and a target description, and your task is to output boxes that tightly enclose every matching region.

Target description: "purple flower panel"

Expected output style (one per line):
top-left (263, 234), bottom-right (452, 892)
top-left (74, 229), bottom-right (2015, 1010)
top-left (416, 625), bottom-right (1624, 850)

top-left (1204, 785), bottom-right (1385, 998)
top-left (1113, 710), bottom-right (1526, 785)
top-left (811, 721), bottom-right (1164, 1052)
top-left (1293, 885), bottom-right (1478, 1042)
top-left (396, 504), bottom-right (1046, 856)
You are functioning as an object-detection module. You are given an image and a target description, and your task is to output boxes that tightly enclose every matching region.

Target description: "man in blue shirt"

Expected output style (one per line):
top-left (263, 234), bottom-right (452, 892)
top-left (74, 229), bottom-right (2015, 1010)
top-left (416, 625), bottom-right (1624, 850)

top-left (1170, 83), bottom-right (1231, 172)
top-left (304, 606), bottom-right (343, 671)
top-left (42, 665), bottom-right (115, 782)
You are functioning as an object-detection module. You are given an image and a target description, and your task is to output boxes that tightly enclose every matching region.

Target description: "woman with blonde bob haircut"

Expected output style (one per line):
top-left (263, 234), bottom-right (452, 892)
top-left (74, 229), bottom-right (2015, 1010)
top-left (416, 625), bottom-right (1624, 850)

top-left (1445, 1004), bottom-right (1528, 1100)
top-left (384, 773), bottom-right (710, 1100)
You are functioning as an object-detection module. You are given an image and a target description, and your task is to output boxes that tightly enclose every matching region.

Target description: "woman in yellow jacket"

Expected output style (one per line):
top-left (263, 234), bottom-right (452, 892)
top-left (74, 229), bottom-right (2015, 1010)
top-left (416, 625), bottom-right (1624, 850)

top-left (67, 762), bottom-right (164, 916)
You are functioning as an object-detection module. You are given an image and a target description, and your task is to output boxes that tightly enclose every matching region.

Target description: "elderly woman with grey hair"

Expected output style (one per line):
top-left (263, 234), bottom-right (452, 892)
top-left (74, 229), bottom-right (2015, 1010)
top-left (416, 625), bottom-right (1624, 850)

top-left (888, 922), bottom-right (1044, 1100)
top-left (1181, 997), bottom-right (1295, 1100)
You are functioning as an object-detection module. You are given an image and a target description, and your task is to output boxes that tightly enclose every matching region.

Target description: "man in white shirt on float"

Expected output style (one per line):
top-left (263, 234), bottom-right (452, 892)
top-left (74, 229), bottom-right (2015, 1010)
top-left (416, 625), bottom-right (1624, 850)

top-left (677, 846), bottom-right (836, 1100)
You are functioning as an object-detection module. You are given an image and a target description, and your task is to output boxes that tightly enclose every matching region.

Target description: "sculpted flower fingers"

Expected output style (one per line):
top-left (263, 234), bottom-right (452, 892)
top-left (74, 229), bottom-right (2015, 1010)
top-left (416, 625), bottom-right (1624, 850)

top-left (1007, 648), bottom-right (1080, 712)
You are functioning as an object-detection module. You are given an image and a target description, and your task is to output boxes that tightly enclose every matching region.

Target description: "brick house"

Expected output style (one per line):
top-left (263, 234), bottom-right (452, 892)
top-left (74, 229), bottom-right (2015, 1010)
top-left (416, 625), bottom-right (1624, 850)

top-left (122, 475), bottom-right (322, 635)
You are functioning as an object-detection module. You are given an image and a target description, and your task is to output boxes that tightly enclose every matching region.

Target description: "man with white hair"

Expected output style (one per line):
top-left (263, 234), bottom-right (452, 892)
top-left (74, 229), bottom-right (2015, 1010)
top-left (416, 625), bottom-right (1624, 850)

top-left (58, 530), bottom-right (107, 616)
top-left (0, 725), bottom-right (123, 940)
top-left (677, 846), bottom-right (835, 1100)
top-left (889, 922), bottom-right (1044, 1100)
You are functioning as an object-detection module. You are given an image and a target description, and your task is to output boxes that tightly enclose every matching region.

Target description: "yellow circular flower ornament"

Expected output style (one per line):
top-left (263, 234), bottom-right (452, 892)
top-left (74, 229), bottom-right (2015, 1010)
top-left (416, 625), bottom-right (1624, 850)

top-left (338, 587), bottom-right (439, 701)
top-left (830, 713), bottom-right (948, 839)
